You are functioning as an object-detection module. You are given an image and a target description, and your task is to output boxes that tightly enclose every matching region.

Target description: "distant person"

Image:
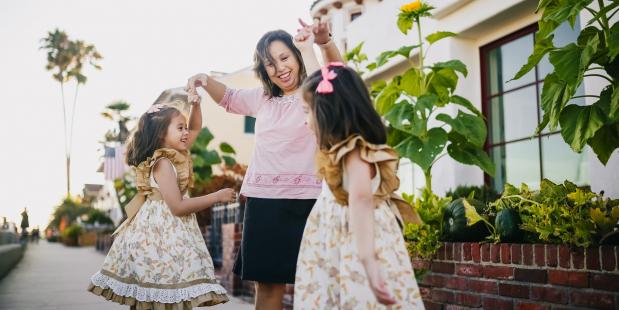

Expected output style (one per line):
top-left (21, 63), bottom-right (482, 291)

top-left (294, 64), bottom-right (424, 308)
top-left (88, 88), bottom-right (235, 308)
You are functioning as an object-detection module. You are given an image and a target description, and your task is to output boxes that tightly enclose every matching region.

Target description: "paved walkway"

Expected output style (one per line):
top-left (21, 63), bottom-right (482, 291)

top-left (0, 241), bottom-right (253, 310)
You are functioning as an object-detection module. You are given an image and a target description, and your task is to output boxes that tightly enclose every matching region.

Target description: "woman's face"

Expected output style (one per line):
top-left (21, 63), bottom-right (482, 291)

top-left (264, 40), bottom-right (301, 95)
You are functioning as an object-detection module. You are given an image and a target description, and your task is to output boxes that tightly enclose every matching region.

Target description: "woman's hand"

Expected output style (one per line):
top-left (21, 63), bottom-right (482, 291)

top-left (293, 24), bottom-right (315, 51)
top-left (185, 73), bottom-right (209, 94)
top-left (362, 257), bottom-right (397, 306)
top-left (215, 188), bottom-right (236, 204)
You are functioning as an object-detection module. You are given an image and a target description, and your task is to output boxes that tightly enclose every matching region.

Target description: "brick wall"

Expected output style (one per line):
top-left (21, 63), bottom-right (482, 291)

top-left (414, 242), bottom-right (619, 310)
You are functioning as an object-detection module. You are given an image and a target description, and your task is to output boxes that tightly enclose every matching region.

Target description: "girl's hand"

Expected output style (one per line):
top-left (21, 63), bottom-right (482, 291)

top-left (363, 258), bottom-right (397, 305)
top-left (186, 73), bottom-right (209, 93)
top-left (215, 188), bottom-right (236, 204)
top-left (299, 18), bottom-right (330, 45)
top-left (188, 88), bottom-right (201, 105)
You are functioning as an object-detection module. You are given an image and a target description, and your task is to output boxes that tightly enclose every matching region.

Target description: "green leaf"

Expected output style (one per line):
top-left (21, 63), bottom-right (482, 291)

top-left (539, 73), bottom-right (576, 131)
top-left (432, 60), bottom-right (468, 77)
top-left (375, 50), bottom-right (396, 68)
top-left (611, 86), bottom-right (619, 117)
top-left (400, 67), bottom-right (423, 97)
top-left (417, 93), bottom-right (438, 113)
top-left (394, 128), bottom-right (448, 172)
top-left (426, 31), bottom-right (457, 44)
top-left (375, 79), bottom-right (400, 115)
top-left (384, 100), bottom-right (424, 136)
top-left (193, 127), bottom-right (214, 149)
top-left (219, 142), bottom-right (236, 154)
top-left (221, 155), bottom-right (236, 167)
top-left (549, 36), bottom-right (597, 86)
top-left (588, 123), bottom-right (619, 164)
top-left (559, 103), bottom-right (606, 152)
top-left (202, 150), bottom-right (222, 166)
top-left (512, 34), bottom-right (555, 81)
top-left (586, 2), bottom-right (619, 26)
top-left (609, 22), bottom-right (619, 61)
top-left (437, 111), bottom-right (487, 148)
top-left (450, 95), bottom-right (481, 116)
top-left (427, 68), bottom-right (458, 105)
top-left (395, 44), bottom-right (420, 58)
top-left (446, 132), bottom-right (495, 176)
top-left (397, 14), bottom-right (414, 35)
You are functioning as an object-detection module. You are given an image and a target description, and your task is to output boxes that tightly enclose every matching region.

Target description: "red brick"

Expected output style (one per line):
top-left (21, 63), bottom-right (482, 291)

top-left (483, 265), bottom-right (514, 280)
top-left (431, 262), bottom-right (455, 274)
top-left (468, 278), bottom-right (498, 294)
top-left (499, 283), bottom-right (530, 299)
top-left (491, 244), bottom-right (501, 263)
top-left (432, 289), bottom-right (455, 304)
top-left (570, 290), bottom-right (615, 310)
top-left (535, 244), bottom-right (546, 266)
top-left (445, 276), bottom-right (467, 290)
top-left (471, 243), bottom-right (481, 262)
top-left (455, 292), bottom-right (482, 307)
top-left (586, 247), bottom-right (601, 270)
top-left (548, 270), bottom-right (588, 288)
top-left (483, 296), bottom-right (513, 309)
top-left (501, 244), bottom-right (511, 264)
top-left (453, 243), bottom-right (462, 262)
top-left (590, 273), bottom-right (619, 292)
top-left (456, 263), bottom-right (483, 277)
top-left (413, 259), bottom-right (431, 270)
top-left (516, 302), bottom-right (550, 310)
top-left (530, 286), bottom-right (568, 304)
top-left (437, 245), bottom-right (446, 260)
top-left (572, 247), bottom-right (585, 269)
top-left (546, 245), bottom-right (558, 267)
top-left (444, 306), bottom-right (467, 310)
top-left (463, 243), bottom-right (472, 261)
top-left (481, 243), bottom-right (491, 262)
top-left (446, 243), bottom-right (454, 261)
top-left (559, 245), bottom-right (571, 268)
top-left (512, 244), bottom-right (522, 264)
top-left (601, 246), bottom-right (616, 271)
top-left (514, 268), bottom-right (547, 283)
top-left (423, 300), bottom-right (443, 310)
top-left (523, 244), bottom-right (534, 265)
top-left (422, 274), bottom-right (448, 287)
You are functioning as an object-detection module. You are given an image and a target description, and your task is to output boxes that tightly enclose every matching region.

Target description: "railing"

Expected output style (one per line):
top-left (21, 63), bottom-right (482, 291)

top-left (208, 202), bottom-right (242, 268)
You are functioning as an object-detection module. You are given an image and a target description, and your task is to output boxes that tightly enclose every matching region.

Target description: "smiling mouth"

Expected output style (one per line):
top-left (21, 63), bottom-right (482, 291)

top-left (181, 138), bottom-right (188, 144)
top-left (278, 71), bottom-right (292, 82)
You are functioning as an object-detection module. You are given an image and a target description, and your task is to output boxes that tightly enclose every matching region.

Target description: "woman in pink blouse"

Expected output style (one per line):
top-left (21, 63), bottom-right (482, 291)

top-left (186, 23), bottom-right (341, 309)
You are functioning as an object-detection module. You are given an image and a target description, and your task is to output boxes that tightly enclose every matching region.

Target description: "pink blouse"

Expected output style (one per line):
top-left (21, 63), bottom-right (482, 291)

top-left (218, 87), bottom-right (322, 199)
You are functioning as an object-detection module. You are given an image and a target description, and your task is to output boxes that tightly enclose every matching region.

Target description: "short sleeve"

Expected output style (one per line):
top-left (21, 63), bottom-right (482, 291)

top-left (218, 87), bottom-right (264, 117)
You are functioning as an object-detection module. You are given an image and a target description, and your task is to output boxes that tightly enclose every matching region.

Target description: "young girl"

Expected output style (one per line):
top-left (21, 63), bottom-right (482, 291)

top-left (88, 88), bottom-right (235, 309)
top-left (294, 64), bottom-right (425, 309)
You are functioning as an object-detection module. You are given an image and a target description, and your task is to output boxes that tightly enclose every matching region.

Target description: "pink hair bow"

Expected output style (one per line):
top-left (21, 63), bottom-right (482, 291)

top-left (316, 62), bottom-right (345, 94)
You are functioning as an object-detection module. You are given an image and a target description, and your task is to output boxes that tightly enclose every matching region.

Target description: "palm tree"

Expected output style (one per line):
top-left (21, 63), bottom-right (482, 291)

top-left (41, 29), bottom-right (102, 196)
top-left (101, 101), bottom-right (131, 143)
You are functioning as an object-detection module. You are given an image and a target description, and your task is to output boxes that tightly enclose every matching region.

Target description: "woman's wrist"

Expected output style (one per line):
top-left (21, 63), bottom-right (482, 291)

top-left (318, 38), bottom-right (334, 49)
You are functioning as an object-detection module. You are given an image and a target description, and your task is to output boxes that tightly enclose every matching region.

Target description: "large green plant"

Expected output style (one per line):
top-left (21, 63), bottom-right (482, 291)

top-left (41, 29), bottom-right (103, 196)
top-left (512, 0), bottom-right (619, 164)
top-left (190, 127), bottom-right (237, 184)
top-left (346, 1), bottom-right (494, 192)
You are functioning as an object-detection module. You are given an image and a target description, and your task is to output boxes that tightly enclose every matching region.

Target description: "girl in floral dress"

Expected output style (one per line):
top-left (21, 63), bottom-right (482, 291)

top-left (88, 88), bottom-right (236, 309)
top-left (294, 64), bottom-right (425, 309)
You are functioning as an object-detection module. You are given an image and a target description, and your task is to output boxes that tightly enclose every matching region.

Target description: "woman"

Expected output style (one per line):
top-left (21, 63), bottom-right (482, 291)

top-left (186, 21), bottom-right (342, 310)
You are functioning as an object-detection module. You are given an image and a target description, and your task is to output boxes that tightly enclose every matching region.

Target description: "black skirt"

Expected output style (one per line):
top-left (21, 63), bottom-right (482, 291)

top-left (233, 197), bottom-right (315, 284)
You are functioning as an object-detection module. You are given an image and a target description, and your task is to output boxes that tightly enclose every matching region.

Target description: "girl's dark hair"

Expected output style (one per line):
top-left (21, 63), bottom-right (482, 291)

top-left (302, 65), bottom-right (387, 150)
top-left (253, 30), bottom-right (307, 98)
top-left (125, 105), bottom-right (181, 167)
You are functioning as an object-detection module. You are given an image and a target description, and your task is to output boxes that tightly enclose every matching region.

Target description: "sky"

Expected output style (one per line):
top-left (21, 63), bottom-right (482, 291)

top-left (0, 0), bottom-right (315, 230)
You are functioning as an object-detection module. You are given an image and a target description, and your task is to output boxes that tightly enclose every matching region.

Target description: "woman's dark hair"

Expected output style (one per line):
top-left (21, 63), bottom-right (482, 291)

top-left (125, 105), bottom-right (181, 167)
top-left (253, 30), bottom-right (307, 98)
top-left (302, 65), bottom-right (387, 150)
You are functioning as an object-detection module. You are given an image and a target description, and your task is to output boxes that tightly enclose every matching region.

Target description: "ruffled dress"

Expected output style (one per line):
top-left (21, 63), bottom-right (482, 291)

top-left (88, 148), bottom-right (228, 309)
top-left (294, 135), bottom-right (424, 309)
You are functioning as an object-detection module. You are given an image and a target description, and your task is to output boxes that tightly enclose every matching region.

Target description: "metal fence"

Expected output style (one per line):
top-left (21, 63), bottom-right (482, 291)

top-left (208, 202), bottom-right (243, 268)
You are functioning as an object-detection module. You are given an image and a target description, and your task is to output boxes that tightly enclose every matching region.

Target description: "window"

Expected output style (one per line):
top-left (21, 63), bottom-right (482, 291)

top-left (480, 20), bottom-right (588, 192)
top-left (244, 116), bottom-right (255, 134)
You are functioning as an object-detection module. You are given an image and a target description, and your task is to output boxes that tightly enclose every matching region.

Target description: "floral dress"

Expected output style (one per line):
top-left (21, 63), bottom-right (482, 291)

top-left (88, 148), bottom-right (228, 309)
top-left (294, 135), bottom-right (425, 309)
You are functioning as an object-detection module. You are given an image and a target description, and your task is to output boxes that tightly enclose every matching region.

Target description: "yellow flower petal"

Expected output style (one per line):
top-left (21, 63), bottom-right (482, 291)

top-left (400, 0), bottom-right (422, 13)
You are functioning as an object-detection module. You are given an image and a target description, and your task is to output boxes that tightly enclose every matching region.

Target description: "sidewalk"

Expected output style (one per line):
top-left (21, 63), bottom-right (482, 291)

top-left (0, 241), bottom-right (253, 310)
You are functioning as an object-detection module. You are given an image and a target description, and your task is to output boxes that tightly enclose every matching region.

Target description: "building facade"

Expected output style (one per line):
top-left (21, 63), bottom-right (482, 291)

top-left (310, 0), bottom-right (619, 197)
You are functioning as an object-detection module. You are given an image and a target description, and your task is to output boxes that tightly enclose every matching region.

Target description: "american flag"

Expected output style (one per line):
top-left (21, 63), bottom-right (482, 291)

top-left (103, 144), bottom-right (127, 181)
